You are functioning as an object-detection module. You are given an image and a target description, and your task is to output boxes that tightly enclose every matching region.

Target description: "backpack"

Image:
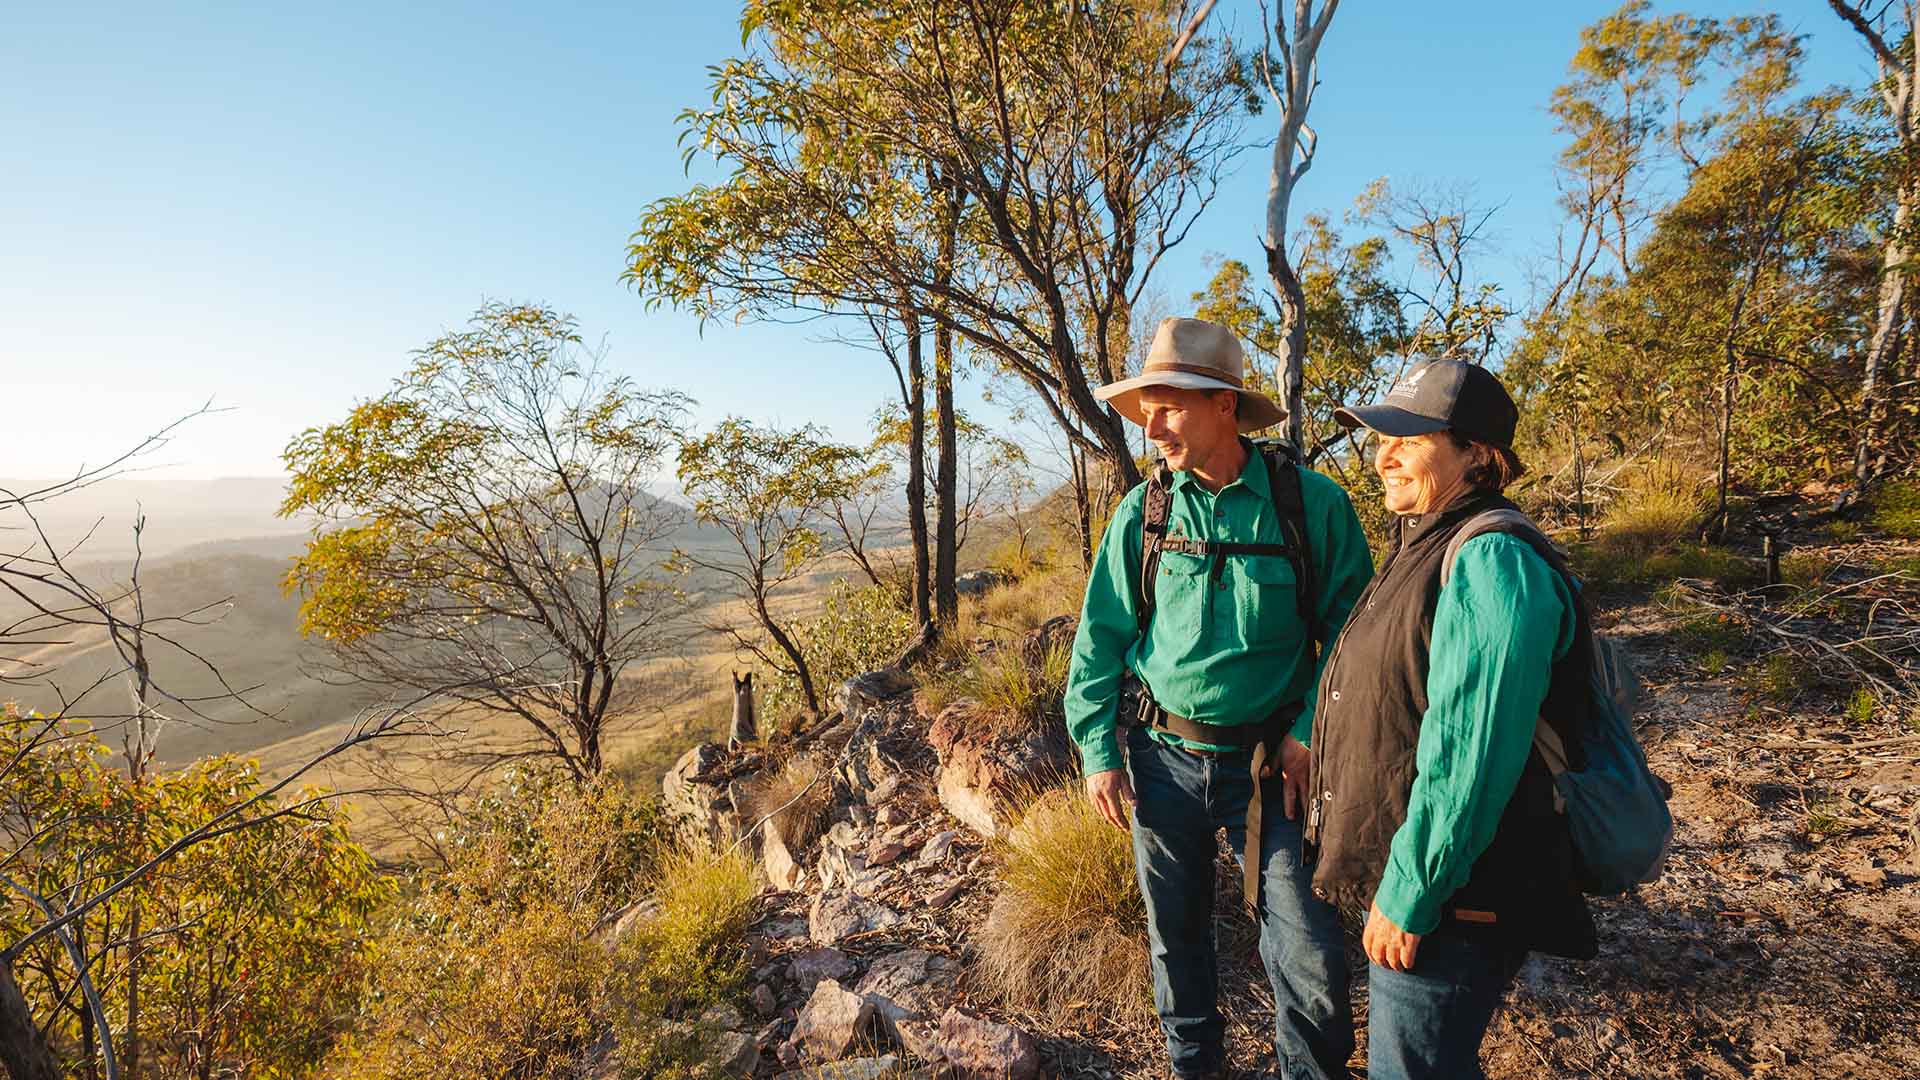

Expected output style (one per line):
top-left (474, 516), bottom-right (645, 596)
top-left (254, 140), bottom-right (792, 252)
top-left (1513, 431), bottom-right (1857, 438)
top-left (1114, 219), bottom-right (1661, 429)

top-left (1441, 508), bottom-right (1674, 895)
top-left (1136, 439), bottom-right (1319, 647)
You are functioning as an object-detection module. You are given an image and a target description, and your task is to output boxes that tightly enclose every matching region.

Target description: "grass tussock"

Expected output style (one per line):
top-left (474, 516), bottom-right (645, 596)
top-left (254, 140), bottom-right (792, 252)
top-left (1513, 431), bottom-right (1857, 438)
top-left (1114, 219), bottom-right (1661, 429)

top-left (1869, 480), bottom-right (1920, 538)
top-left (925, 638), bottom-right (1072, 737)
top-left (1570, 465), bottom-right (1761, 590)
top-left (975, 786), bottom-right (1151, 1025)
top-left (740, 752), bottom-right (831, 849)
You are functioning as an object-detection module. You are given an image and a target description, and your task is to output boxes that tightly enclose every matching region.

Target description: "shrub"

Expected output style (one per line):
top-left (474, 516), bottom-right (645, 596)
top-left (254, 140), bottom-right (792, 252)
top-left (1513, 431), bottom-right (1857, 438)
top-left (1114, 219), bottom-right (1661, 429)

top-left (1822, 518), bottom-right (1862, 542)
top-left (1604, 484), bottom-right (1701, 557)
top-left (975, 787), bottom-right (1150, 1025)
top-left (1744, 652), bottom-right (1816, 704)
top-left (760, 582), bottom-right (919, 724)
top-left (1670, 611), bottom-right (1746, 655)
top-left (1869, 479), bottom-right (1920, 538)
top-left (1781, 551), bottom-right (1832, 588)
top-left (1845, 688), bottom-right (1877, 726)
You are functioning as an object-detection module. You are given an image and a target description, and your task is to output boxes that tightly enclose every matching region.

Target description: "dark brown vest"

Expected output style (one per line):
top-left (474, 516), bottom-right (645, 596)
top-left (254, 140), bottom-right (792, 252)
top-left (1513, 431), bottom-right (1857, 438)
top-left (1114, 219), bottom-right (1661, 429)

top-left (1304, 493), bottom-right (1593, 953)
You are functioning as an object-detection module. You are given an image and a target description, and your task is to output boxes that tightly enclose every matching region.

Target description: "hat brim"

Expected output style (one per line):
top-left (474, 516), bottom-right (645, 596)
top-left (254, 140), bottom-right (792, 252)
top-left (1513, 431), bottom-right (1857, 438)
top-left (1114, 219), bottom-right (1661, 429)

top-left (1332, 403), bottom-right (1450, 437)
top-left (1096, 371), bottom-right (1286, 434)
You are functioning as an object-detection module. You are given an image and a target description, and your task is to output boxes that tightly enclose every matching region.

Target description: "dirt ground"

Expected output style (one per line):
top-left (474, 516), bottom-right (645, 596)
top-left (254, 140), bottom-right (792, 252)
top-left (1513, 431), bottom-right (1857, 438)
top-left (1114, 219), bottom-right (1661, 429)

top-left (1022, 537), bottom-right (1920, 1078)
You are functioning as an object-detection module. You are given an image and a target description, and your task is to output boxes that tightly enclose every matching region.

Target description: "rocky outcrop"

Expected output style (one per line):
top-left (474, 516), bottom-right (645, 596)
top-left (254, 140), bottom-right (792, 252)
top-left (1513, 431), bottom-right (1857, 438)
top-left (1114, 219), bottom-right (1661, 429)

top-left (786, 979), bottom-right (874, 1061)
top-left (663, 743), bottom-right (739, 843)
top-left (936, 1007), bottom-right (1042, 1079)
top-left (928, 702), bottom-right (1072, 838)
top-left (808, 891), bottom-right (902, 943)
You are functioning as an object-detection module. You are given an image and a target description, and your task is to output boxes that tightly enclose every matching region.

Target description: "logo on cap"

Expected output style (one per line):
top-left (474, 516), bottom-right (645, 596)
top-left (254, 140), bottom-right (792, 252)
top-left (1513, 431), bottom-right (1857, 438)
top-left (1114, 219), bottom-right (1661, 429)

top-left (1385, 366), bottom-right (1428, 401)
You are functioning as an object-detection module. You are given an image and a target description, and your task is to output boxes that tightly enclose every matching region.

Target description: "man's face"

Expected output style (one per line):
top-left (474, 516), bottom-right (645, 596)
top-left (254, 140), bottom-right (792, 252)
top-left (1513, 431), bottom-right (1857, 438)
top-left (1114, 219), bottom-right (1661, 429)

top-left (1138, 385), bottom-right (1238, 475)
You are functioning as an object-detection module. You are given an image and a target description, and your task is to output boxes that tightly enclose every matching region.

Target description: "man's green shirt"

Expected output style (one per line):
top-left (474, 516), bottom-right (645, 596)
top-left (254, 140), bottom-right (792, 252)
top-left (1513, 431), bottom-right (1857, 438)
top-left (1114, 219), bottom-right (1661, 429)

top-left (1065, 449), bottom-right (1373, 775)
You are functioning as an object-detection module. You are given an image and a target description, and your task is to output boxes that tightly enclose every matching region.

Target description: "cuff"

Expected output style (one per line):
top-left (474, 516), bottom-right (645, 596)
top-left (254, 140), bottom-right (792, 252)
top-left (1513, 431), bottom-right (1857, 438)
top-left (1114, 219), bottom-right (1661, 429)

top-left (1373, 866), bottom-right (1443, 936)
top-left (1077, 729), bottom-right (1126, 776)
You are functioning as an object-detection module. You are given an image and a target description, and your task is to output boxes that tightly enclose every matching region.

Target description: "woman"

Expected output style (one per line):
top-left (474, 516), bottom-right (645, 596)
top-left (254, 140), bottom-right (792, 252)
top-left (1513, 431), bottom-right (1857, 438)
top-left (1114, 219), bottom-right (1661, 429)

top-left (1303, 358), bottom-right (1595, 1080)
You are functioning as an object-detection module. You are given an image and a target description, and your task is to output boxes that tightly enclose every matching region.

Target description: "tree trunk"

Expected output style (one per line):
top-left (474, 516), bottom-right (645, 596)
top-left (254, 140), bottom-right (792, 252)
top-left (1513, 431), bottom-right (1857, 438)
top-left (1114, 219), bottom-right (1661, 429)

top-left (904, 313), bottom-right (933, 628)
top-left (1268, 244), bottom-right (1309, 452)
top-left (934, 328), bottom-right (959, 622)
top-left (0, 960), bottom-right (62, 1080)
top-left (1856, 189), bottom-right (1911, 494)
top-left (760, 596), bottom-right (819, 714)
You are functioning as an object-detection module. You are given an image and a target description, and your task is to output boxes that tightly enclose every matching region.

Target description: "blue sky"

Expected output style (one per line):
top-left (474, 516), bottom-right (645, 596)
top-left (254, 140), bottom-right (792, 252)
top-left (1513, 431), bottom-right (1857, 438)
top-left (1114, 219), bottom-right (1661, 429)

top-left (1, 1), bottom-right (1872, 482)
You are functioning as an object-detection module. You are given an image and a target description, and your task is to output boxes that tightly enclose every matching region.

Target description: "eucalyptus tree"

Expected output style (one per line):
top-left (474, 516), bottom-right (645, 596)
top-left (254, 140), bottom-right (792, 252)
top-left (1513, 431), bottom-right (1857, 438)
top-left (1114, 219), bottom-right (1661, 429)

top-left (628, 0), bottom-right (1254, 497)
top-left (1828, 1), bottom-right (1919, 493)
top-left (281, 304), bottom-right (692, 779)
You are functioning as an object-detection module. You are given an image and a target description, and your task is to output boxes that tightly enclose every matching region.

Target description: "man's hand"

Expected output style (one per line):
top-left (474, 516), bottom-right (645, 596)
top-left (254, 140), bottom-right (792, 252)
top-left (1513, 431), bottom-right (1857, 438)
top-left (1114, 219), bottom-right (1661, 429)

top-left (1363, 902), bottom-right (1422, 972)
top-left (1085, 768), bottom-right (1137, 830)
top-left (1257, 734), bottom-right (1313, 820)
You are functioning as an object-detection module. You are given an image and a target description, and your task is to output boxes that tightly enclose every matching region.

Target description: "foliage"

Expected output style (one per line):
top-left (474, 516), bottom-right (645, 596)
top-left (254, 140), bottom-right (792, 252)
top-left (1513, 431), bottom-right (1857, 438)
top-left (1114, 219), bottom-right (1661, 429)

top-left (1846, 687), bottom-right (1879, 725)
top-left (753, 582), bottom-right (919, 726)
top-left (976, 786), bottom-right (1150, 1024)
top-left (281, 302), bottom-right (693, 777)
top-left (327, 771), bottom-right (751, 1080)
top-left (1869, 479), bottom-right (1920, 537)
top-left (0, 711), bottom-right (388, 1080)
top-left (676, 419), bottom-right (878, 715)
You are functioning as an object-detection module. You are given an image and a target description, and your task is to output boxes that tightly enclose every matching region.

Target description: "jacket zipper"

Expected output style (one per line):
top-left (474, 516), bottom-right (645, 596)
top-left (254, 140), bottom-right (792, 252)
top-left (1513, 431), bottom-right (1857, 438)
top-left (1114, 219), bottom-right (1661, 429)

top-left (1305, 521), bottom-right (1408, 848)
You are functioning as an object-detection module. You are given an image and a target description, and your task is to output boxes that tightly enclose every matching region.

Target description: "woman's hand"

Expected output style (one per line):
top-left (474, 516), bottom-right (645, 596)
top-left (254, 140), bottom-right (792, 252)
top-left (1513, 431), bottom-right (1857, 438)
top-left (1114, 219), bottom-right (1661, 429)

top-left (1363, 902), bottom-right (1422, 972)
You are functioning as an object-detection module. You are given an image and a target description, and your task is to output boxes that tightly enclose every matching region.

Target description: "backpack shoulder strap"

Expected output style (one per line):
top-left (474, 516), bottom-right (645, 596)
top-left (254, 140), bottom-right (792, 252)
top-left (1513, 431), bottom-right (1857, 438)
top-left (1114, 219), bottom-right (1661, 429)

top-left (1136, 464), bottom-right (1174, 637)
top-left (1262, 446), bottom-right (1318, 638)
top-left (1440, 508), bottom-right (1555, 588)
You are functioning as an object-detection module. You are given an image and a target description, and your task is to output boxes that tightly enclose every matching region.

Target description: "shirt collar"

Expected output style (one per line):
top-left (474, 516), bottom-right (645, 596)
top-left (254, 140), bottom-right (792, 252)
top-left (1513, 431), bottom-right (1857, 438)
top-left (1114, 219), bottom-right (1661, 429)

top-left (1166, 437), bottom-right (1268, 498)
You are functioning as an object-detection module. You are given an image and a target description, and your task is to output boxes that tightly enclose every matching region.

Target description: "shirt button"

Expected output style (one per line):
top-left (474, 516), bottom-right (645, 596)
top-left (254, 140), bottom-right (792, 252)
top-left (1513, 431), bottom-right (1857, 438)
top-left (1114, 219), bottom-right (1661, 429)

top-left (1330, 690), bottom-right (1341, 702)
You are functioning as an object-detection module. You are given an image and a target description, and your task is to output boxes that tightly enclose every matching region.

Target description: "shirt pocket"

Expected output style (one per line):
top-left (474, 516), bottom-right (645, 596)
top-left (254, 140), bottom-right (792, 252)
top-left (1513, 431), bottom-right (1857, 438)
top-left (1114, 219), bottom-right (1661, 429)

top-left (1151, 549), bottom-right (1208, 645)
top-left (1235, 553), bottom-right (1303, 654)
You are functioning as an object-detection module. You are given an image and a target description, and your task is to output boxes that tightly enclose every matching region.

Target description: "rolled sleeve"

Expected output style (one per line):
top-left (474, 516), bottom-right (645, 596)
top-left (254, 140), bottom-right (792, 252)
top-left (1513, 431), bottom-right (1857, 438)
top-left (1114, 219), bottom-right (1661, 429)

top-left (1373, 533), bottom-right (1574, 934)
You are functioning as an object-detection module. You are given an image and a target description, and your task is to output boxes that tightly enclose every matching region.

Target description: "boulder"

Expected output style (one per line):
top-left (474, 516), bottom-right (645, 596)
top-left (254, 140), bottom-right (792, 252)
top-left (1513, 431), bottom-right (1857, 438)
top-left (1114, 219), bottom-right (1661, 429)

top-left (895, 1017), bottom-right (946, 1066)
top-left (810, 891), bottom-right (902, 943)
top-left (854, 949), bottom-right (956, 1039)
top-left (936, 1007), bottom-right (1041, 1080)
top-left (840, 667), bottom-right (917, 722)
top-left (788, 979), bottom-right (875, 1061)
top-left (788, 946), bottom-right (857, 992)
top-left (707, 1030), bottom-right (759, 1077)
top-left (751, 982), bottom-right (779, 1018)
top-left (663, 743), bottom-right (738, 843)
top-left (928, 703), bottom-right (1072, 838)
top-left (762, 819), bottom-right (803, 891)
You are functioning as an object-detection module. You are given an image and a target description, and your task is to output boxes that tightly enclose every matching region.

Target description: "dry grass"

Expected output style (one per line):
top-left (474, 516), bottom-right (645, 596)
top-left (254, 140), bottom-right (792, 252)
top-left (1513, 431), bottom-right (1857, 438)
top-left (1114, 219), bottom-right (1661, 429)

top-left (974, 785), bottom-right (1151, 1026)
top-left (1601, 464), bottom-right (1705, 557)
top-left (738, 751), bottom-right (832, 849)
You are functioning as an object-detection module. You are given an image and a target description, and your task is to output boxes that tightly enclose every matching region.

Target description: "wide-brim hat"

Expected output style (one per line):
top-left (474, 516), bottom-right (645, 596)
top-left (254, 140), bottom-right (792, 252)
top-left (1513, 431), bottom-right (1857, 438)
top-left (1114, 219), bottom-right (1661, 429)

top-left (1094, 317), bottom-right (1286, 434)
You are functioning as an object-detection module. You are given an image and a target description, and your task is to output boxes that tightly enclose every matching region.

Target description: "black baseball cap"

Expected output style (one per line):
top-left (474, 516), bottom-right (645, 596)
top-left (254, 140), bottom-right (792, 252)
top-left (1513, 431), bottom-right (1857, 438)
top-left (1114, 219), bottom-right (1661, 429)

top-left (1333, 358), bottom-right (1519, 450)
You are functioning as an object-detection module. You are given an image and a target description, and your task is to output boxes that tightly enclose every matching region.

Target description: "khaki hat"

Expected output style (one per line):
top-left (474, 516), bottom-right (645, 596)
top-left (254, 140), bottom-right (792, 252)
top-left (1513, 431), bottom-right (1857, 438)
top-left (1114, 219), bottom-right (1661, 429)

top-left (1094, 317), bottom-right (1286, 433)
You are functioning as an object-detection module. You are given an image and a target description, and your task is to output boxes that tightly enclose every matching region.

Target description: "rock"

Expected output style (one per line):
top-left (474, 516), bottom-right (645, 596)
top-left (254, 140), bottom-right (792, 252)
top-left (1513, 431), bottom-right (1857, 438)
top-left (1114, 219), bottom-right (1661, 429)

top-left (828, 821), bottom-right (864, 849)
top-left (708, 1029), bottom-right (760, 1076)
top-left (855, 949), bottom-right (957, 1038)
top-left (752, 914), bottom-right (812, 942)
top-left (663, 743), bottom-right (739, 842)
top-left (762, 819), bottom-right (803, 891)
top-left (699, 1001), bottom-right (747, 1031)
top-left (810, 891), bottom-right (902, 943)
top-left (918, 829), bottom-right (958, 864)
top-left (928, 702), bottom-right (1072, 838)
top-left (848, 803), bottom-right (874, 828)
top-left (840, 667), bottom-right (917, 721)
top-left (876, 804), bottom-right (910, 827)
top-left (954, 569), bottom-right (1013, 597)
top-left (788, 979), bottom-right (875, 1061)
top-left (896, 1017), bottom-right (945, 1065)
top-left (936, 1007), bottom-right (1041, 1080)
top-left (1020, 614), bottom-right (1078, 671)
top-left (751, 982), bottom-right (779, 1018)
top-left (867, 840), bottom-right (909, 866)
top-left (927, 880), bottom-right (965, 909)
top-left (788, 946), bottom-right (858, 991)
top-left (774, 1056), bottom-right (900, 1080)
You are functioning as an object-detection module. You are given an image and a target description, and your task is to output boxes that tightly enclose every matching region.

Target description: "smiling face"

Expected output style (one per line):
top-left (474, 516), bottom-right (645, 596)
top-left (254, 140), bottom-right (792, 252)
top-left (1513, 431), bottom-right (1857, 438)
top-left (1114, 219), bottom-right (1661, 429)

top-left (1138, 385), bottom-right (1239, 476)
top-left (1374, 432), bottom-right (1484, 515)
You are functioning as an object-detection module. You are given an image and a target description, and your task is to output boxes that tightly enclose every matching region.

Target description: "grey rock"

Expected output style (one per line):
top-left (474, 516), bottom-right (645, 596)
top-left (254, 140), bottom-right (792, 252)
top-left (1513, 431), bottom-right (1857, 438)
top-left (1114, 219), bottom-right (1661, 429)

top-left (707, 1029), bottom-right (760, 1076)
top-left (918, 829), bottom-right (958, 864)
top-left (809, 891), bottom-right (901, 943)
top-left (876, 804), bottom-right (910, 827)
top-left (937, 1007), bottom-right (1040, 1080)
top-left (928, 880), bottom-right (965, 909)
top-left (751, 982), bottom-right (779, 1018)
top-left (841, 667), bottom-right (917, 717)
top-left (752, 914), bottom-right (812, 942)
top-left (762, 819), bottom-right (803, 892)
top-left (954, 569), bottom-right (1013, 597)
top-left (663, 743), bottom-right (738, 842)
top-left (855, 949), bottom-right (956, 1038)
top-left (828, 820), bottom-right (865, 849)
top-left (787, 946), bottom-right (857, 991)
top-left (896, 1017), bottom-right (945, 1066)
top-left (699, 1001), bottom-right (747, 1031)
top-left (788, 979), bottom-right (875, 1061)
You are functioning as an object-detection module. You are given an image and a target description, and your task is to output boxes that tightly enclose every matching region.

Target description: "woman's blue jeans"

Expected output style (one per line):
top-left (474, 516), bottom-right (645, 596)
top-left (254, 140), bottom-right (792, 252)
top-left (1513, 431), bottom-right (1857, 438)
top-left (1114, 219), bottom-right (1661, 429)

top-left (1365, 928), bottom-right (1527, 1080)
top-left (1124, 725), bottom-right (1353, 1079)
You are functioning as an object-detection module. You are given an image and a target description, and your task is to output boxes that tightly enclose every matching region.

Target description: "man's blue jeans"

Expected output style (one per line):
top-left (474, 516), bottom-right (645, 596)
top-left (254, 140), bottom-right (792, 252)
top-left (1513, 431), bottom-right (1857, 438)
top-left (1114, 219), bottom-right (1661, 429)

top-left (1124, 725), bottom-right (1353, 1079)
top-left (1365, 928), bottom-right (1526, 1080)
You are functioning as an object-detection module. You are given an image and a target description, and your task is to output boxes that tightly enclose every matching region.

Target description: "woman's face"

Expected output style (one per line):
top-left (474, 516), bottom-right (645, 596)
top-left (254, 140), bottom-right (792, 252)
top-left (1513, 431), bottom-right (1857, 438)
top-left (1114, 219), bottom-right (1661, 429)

top-left (1374, 432), bottom-right (1480, 516)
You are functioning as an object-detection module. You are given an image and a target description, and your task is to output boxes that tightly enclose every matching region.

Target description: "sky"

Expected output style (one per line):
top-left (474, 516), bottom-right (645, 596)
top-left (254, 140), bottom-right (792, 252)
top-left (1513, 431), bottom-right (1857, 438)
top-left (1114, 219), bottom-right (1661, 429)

top-left (0, 1), bottom-right (1877, 483)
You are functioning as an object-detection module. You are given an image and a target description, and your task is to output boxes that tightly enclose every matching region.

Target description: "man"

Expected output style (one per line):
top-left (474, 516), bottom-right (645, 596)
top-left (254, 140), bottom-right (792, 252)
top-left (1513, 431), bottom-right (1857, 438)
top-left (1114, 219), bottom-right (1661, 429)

top-left (1067, 317), bottom-right (1373, 1080)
